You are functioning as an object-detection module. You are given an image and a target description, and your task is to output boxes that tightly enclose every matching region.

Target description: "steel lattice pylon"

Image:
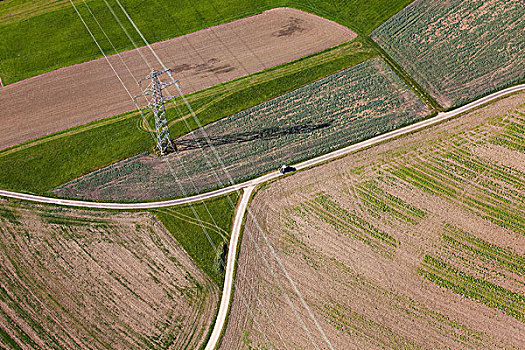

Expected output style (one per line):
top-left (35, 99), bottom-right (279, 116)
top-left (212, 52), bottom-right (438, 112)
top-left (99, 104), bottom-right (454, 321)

top-left (134, 69), bottom-right (178, 155)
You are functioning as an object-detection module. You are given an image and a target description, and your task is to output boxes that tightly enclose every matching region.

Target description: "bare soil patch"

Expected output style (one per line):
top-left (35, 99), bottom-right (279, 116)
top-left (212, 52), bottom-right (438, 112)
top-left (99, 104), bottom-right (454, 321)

top-left (0, 7), bottom-right (355, 150)
top-left (220, 93), bottom-right (525, 349)
top-left (0, 198), bottom-right (219, 349)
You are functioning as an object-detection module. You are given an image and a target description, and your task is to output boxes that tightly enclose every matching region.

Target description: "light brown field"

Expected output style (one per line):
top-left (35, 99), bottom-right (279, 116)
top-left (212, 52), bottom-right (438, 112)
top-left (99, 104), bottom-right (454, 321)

top-left (0, 198), bottom-right (219, 349)
top-left (220, 92), bottom-right (525, 349)
top-left (0, 7), bottom-right (355, 150)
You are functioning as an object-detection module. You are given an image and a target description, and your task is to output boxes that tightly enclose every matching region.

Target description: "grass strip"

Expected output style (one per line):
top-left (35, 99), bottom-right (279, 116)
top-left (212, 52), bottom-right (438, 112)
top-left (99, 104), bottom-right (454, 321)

top-left (152, 192), bottom-right (239, 289)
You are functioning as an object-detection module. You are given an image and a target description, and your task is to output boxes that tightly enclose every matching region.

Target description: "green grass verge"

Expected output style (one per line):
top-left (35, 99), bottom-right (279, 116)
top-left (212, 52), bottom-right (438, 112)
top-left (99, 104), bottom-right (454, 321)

top-left (152, 192), bottom-right (239, 288)
top-left (0, 38), bottom-right (376, 194)
top-left (0, 0), bottom-right (86, 26)
top-left (0, 113), bottom-right (151, 193)
top-left (0, 0), bottom-right (412, 84)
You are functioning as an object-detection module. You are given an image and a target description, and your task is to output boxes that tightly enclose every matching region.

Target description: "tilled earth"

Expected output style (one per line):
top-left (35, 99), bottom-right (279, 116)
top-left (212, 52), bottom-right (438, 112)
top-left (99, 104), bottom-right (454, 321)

top-left (0, 7), bottom-right (355, 150)
top-left (220, 93), bottom-right (525, 349)
top-left (0, 199), bottom-right (219, 349)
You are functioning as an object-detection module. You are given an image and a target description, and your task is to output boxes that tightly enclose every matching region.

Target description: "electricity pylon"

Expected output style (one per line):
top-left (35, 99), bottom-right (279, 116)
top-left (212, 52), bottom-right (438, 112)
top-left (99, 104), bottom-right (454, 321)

top-left (134, 68), bottom-right (178, 155)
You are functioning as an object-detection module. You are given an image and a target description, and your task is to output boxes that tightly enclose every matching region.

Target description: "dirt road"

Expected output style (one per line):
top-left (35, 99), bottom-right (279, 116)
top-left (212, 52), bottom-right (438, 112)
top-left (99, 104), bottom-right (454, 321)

top-left (0, 7), bottom-right (355, 150)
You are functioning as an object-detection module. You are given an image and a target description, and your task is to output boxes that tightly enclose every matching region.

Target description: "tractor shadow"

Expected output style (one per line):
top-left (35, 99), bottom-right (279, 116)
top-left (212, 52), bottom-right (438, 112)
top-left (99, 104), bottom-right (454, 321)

top-left (176, 121), bottom-right (331, 151)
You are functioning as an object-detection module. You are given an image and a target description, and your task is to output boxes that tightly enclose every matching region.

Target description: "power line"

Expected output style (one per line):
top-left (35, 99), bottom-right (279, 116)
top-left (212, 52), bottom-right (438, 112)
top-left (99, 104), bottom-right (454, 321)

top-left (72, 1), bottom-right (333, 347)
top-left (110, 1), bottom-right (333, 347)
top-left (69, 2), bottom-right (279, 347)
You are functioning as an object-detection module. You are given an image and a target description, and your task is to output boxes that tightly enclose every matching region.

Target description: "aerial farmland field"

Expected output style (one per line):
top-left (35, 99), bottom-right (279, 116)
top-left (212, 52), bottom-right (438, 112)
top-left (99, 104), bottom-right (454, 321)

top-left (0, 198), bottom-right (220, 349)
top-left (0, 37), bottom-right (376, 195)
top-left (0, 0), bottom-right (523, 349)
top-left (371, 0), bottom-right (524, 109)
top-left (220, 92), bottom-right (525, 349)
top-left (53, 57), bottom-right (430, 201)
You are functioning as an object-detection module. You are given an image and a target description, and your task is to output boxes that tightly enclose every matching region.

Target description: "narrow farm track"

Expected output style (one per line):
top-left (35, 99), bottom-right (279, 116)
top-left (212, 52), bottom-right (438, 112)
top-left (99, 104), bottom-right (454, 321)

top-left (205, 185), bottom-right (254, 350)
top-left (0, 84), bottom-right (523, 350)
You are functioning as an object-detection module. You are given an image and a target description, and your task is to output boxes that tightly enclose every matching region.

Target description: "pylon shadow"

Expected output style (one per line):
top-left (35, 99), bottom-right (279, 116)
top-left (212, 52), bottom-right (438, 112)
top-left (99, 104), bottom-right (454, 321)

top-left (175, 121), bottom-right (331, 152)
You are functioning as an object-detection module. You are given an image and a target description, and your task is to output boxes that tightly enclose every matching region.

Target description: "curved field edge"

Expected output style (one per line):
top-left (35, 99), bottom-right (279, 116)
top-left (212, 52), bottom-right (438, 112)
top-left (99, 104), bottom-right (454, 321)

top-left (0, 196), bottom-right (231, 349)
top-left (152, 192), bottom-right (240, 289)
top-left (0, 38), bottom-right (376, 195)
top-left (0, 0), bottom-right (414, 85)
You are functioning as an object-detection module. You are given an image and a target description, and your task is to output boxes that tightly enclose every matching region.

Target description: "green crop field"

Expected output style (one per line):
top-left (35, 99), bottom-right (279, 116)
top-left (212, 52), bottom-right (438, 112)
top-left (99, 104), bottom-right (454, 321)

top-left (0, 38), bottom-right (376, 194)
top-left (54, 57), bottom-right (430, 201)
top-left (371, 0), bottom-right (525, 109)
top-left (0, 0), bottom-right (413, 84)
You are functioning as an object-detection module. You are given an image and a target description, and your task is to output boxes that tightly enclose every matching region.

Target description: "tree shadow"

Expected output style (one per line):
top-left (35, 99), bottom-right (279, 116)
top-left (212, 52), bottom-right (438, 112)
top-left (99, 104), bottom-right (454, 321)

top-left (176, 121), bottom-right (331, 151)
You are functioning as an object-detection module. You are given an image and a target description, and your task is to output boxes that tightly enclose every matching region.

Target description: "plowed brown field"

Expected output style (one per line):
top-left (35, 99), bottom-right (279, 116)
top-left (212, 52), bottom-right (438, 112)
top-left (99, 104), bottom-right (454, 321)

top-left (0, 7), bottom-right (355, 150)
top-left (220, 93), bottom-right (525, 349)
top-left (0, 198), bottom-right (219, 349)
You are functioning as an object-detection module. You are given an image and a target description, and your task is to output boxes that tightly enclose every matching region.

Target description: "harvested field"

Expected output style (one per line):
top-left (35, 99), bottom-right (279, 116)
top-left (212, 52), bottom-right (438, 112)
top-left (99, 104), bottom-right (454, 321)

top-left (0, 7), bottom-right (355, 150)
top-left (54, 57), bottom-right (430, 201)
top-left (371, 0), bottom-right (525, 109)
top-left (0, 198), bottom-right (219, 349)
top-left (220, 92), bottom-right (525, 349)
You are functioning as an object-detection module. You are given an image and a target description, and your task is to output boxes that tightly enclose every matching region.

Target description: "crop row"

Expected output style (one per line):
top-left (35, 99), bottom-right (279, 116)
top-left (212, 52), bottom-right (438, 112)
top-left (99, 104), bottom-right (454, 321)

top-left (388, 138), bottom-right (525, 233)
top-left (355, 180), bottom-right (425, 225)
top-left (0, 207), bottom-right (19, 224)
top-left (444, 148), bottom-right (524, 190)
top-left (442, 224), bottom-right (524, 277)
top-left (490, 115), bottom-right (525, 153)
top-left (322, 302), bottom-right (419, 349)
top-left (389, 165), bottom-right (457, 198)
top-left (418, 255), bottom-right (525, 321)
top-left (295, 192), bottom-right (397, 258)
top-left (371, 0), bottom-right (525, 108)
top-left (320, 258), bottom-right (493, 348)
